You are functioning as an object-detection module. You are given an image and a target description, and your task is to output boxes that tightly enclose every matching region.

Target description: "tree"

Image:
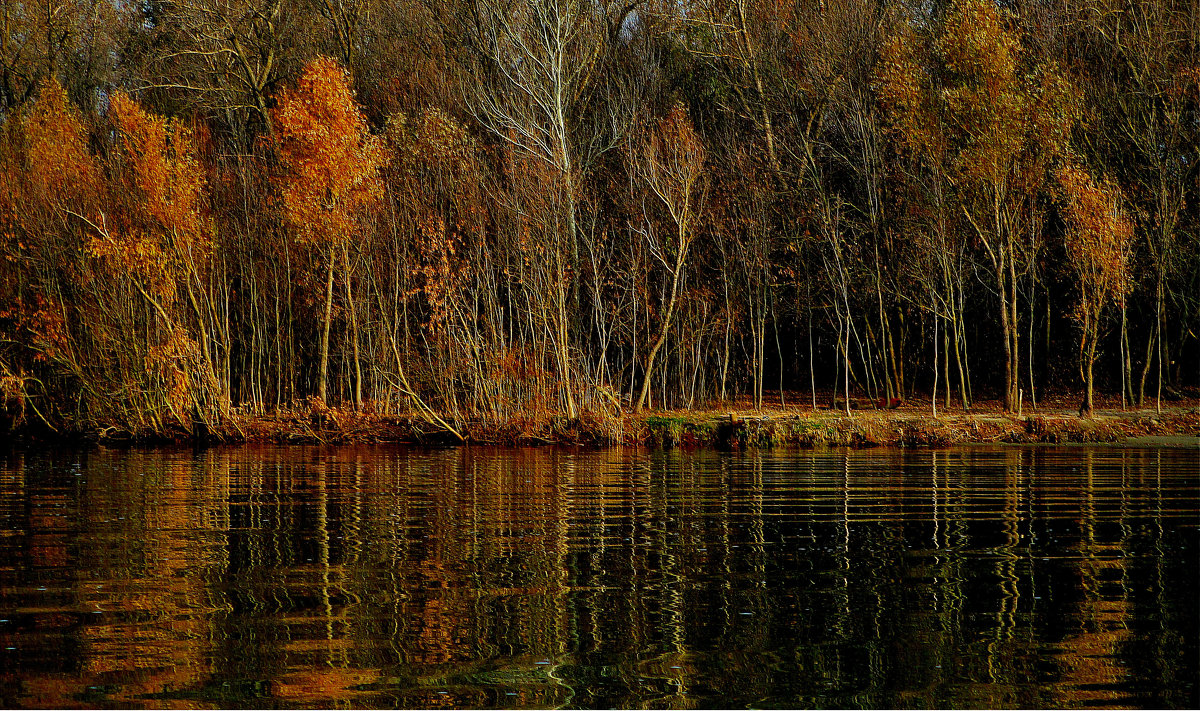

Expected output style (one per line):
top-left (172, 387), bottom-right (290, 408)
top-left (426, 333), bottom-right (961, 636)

top-left (0, 77), bottom-right (100, 426)
top-left (273, 55), bottom-right (383, 405)
top-left (631, 103), bottom-right (707, 412)
top-left (86, 91), bottom-right (226, 430)
top-left (1055, 163), bottom-right (1134, 417)
top-left (131, 0), bottom-right (299, 141)
top-left (465, 0), bottom-right (634, 418)
top-left (877, 19), bottom-right (973, 410)
top-left (881, 0), bottom-right (1075, 412)
top-left (1070, 0), bottom-right (1198, 409)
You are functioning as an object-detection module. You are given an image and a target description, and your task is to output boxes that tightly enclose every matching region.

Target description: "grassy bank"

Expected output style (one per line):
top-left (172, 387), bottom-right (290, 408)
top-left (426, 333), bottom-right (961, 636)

top-left (16, 393), bottom-right (1195, 449)
top-left (635, 405), bottom-right (1200, 449)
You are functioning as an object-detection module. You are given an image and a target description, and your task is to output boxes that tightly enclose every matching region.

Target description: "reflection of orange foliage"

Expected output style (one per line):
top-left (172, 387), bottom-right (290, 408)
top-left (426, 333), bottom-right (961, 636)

top-left (271, 667), bottom-right (380, 702)
top-left (1051, 597), bottom-right (1133, 706)
top-left (6, 675), bottom-right (79, 709)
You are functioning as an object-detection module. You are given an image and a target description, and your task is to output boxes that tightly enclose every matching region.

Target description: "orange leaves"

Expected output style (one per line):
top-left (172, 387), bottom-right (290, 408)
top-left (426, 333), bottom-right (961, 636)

top-left (0, 81), bottom-right (229, 433)
top-left (21, 79), bottom-right (102, 210)
top-left (107, 93), bottom-right (212, 260)
top-left (273, 56), bottom-right (383, 251)
top-left (84, 92), bottom-right (214, 307)
top-left (1055, 163), bottom-right (1134, 318)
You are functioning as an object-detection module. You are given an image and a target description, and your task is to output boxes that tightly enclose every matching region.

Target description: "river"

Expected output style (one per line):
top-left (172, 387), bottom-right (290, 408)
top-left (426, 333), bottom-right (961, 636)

top-left (0, 444), bottom-right (1196, 708)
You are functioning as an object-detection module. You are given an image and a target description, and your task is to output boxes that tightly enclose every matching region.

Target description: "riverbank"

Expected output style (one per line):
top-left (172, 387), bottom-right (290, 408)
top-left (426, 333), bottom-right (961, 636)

top-left (19, 393), bottom-right (1194, 448)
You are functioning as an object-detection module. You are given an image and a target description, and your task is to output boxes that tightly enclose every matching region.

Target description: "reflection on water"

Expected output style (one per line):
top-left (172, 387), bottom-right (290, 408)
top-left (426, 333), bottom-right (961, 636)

top-left (0, 445), bottom-right (1196, 708)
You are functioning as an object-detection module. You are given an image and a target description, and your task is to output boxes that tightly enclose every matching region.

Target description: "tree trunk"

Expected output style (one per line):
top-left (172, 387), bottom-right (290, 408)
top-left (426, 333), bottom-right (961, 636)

top-left (342, 245), bottom-right (362, 408)
top-left (997, 264), bottom-right (1015, 411)
top-left (932, 297), bottom-right (938, 419)
top-left (634, 242), bottom-right (687, 412)
top-left (317, 255), bottom-right (336, 404)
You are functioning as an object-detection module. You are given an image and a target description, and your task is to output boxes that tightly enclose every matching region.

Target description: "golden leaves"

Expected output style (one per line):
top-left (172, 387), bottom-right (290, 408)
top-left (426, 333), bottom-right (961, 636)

top-left (107, 93), bottom-right (212, 260)
top-left (82, 92), bottom-right (215, 307)
top-left (273, 56), bottom-right (384, 251)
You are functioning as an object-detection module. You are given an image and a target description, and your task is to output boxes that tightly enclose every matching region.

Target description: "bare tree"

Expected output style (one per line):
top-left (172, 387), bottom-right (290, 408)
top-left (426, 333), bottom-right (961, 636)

top-left (464, 0), bottom-right (635, 417)
top-left (630, 103), bottom-right (707, 412)
top-left (132, 0), bottom-right (299, 140)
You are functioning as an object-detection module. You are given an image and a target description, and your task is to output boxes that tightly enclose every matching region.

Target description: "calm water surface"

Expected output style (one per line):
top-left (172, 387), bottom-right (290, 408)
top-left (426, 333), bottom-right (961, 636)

top-left (0, 444), bottom-right (1196, 709)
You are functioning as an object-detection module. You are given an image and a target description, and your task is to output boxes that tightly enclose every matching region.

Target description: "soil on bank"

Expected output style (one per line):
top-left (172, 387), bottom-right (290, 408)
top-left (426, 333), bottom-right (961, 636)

top-left (11, 392), bottom-right (1197, 449)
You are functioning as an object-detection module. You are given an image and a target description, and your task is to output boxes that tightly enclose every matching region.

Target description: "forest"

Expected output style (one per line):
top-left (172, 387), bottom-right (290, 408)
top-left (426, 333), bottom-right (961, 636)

top-left (0, 0), bottom-right (1196, 438)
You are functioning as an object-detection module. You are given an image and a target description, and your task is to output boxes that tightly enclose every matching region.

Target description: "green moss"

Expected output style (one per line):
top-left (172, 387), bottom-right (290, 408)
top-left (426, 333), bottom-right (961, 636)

top-left (642, 414), bottom-right (723, 447)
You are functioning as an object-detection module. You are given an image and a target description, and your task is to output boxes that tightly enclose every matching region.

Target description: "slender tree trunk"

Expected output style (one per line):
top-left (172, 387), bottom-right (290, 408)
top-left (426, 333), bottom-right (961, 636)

top-left (1156, 277), bottom-right (1163, 415)
top-left (774, 302), bottom-right (785, 406)
top-left (1008, 246), bottom-right (1020, 411)
top-left (1028, 275), bottom-right (1037, 411)
top-left (944, 323), bottom-right (951, 409)
top-left (1081, 319), bottom-right (1097, 418)
top-left (842, 317), bottom-right (851, 417)
top-left (318, 254), bottom-right (336, 404)
top-left (635, 243), bottom-right (688, 412)
top-left (1120, 299), bottom-right (1128, 410)
top-left (932, 299), bottom-right (938, 419)
top-left (1138, 327), bottom-right (1154, 407)
top-left (342, 245), bottom-right (362, 408)
top-left (721, 278), bottom-right (731, 402)
top-left (997, 263), bottom-right (1015, 410)
top-left (809, 304), bottom-right (817, 411)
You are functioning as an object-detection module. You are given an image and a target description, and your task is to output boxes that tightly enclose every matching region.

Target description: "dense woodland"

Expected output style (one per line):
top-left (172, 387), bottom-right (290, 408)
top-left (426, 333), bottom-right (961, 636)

top-left (0, 0), bottom-right (1196, 436)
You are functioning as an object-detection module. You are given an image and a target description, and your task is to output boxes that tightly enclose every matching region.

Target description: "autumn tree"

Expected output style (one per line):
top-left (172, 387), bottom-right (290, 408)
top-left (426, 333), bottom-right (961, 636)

top-left (1069, 0), bottom-right (1198, 408)
top-left (0, 78), bottom-right (100, 426)
top-left (87, 91), bottom-right (226, 431)
top-left (877, 19), bottom-right (974, 410)
top-left (880, 0), bottom-right (1075, 412)
top-left (0, 80), bottom-right (224, 433)
top-left (273, 55), bottom-right (383, 406)
top-left (1055, 164), bottom-right (1134, 417)
top-left (465, 0), bottom-right (635, 418)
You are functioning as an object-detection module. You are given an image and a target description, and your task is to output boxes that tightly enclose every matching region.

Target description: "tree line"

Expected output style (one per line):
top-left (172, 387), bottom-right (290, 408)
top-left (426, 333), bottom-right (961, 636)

top-left (0, 0), bottom-right (1196, 435)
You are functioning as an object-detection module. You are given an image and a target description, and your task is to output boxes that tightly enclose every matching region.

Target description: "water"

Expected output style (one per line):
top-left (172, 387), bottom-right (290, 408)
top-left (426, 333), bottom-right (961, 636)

top-left (0, 444), bottom-right (1196, 709)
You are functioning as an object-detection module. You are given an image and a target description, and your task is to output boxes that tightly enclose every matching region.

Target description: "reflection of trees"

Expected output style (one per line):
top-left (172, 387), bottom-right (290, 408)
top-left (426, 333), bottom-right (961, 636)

top-left (0, 445), bottom-right (1194, 707)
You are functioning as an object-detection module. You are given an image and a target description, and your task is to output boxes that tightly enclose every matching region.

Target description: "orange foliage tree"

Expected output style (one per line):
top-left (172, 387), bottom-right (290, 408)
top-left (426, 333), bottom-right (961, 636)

top-left (0, 78), bottom-right (101, 426)
top-left (879, 0), bottom-right (1076, 412)
top-left (273, 55), bottom-right (383, 405)
top-left (0, 81), bottom-right (225, 433)
top-left (1055, 164), bottom-right (1135, 417)
top-left (91, 91), bottom-right (226, 430)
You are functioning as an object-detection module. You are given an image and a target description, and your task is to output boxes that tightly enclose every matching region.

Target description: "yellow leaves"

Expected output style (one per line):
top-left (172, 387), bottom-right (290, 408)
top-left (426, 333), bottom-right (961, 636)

top-left (273, 56), bottom-right (383, 250)
top-left (937, 0), bottom-right (1018, 86)
top-left (877, 28), bottom-right (946, 168)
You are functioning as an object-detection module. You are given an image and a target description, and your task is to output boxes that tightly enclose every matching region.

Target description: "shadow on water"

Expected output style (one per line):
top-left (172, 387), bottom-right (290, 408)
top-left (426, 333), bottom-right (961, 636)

top-left (0, 445), bottom-right (1196, 708)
